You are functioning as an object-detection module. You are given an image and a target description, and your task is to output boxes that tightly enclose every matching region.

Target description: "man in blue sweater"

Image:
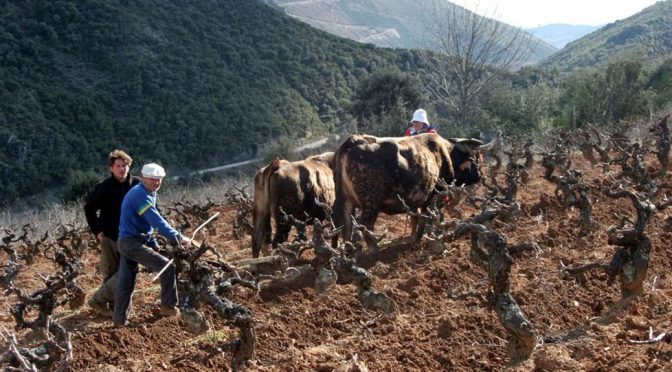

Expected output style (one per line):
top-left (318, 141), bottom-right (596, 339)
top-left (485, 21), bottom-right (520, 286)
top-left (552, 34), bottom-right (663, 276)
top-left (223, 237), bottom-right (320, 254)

top-left (113, 163), bottom-right (191, 327)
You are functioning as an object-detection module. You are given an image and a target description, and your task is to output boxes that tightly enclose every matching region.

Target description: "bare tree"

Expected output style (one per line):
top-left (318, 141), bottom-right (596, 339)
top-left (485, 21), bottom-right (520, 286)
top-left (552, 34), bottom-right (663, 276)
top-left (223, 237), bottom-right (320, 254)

top-left (420, 1), bottom-right (534, 127)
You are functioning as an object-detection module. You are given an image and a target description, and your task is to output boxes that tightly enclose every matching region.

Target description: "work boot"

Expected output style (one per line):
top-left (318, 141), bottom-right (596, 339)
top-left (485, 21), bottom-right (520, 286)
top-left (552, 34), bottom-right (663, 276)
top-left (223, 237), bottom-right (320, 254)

top-left (159, 305), bottom-right (180, 317)
top-left (112, 321), bottom-right (128, 328)
top-left (88, 295), bottom-right (112, 317)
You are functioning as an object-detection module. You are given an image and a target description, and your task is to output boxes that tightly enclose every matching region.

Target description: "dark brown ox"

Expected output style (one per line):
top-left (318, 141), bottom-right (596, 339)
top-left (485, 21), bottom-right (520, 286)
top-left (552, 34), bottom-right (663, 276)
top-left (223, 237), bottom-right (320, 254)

top-left (332, 133), bottom-right (493, 245)
top-left (252, 152), bottom-right (335, 258)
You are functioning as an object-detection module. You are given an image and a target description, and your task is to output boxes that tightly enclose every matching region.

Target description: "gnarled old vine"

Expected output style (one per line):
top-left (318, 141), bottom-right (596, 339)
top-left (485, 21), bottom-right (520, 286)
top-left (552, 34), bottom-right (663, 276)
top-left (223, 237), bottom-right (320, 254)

top-left (446, 222), bottom-right (537, 364)
top-left (265, 218), bottom-right (396, 314)
top-left (0, 223), bottom-right (88, 371)
top-left (563, 185), bottom-right (661, 299)
top-left (161, 237), bottom-right (256, 372)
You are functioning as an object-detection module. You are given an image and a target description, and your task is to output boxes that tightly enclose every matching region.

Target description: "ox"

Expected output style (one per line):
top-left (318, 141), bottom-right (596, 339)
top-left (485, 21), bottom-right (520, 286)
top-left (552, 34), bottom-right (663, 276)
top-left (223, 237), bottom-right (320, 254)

top-left (332, 133), bottom-right (494, 245)
top-left (252, 152), bottom-right (335, 258)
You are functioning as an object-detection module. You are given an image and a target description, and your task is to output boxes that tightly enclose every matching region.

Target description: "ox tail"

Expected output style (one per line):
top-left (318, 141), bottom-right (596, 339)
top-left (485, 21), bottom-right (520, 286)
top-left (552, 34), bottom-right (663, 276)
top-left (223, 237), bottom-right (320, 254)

top-left (251, 160), bottom-right (282, 258)
top-left (331, 135), bottom-right (363, 247)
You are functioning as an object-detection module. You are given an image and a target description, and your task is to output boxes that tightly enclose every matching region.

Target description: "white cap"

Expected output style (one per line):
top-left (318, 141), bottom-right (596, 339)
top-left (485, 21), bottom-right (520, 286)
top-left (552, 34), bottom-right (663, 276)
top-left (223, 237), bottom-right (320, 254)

top-left (141, 163), bottom-right (166, 178)
top-left (411, 109), bottom-right (429, 125)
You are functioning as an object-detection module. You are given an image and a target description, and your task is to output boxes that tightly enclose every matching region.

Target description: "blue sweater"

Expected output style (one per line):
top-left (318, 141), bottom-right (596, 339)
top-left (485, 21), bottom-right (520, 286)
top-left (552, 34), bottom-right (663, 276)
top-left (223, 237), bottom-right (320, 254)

top-left (119, 183), bottom-right (182, 244)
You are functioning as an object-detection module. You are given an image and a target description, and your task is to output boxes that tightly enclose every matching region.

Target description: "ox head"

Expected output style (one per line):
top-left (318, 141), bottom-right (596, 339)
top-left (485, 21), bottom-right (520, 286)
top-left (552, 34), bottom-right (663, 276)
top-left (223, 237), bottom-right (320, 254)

top-left (448, 136), bottom-right (498, 186)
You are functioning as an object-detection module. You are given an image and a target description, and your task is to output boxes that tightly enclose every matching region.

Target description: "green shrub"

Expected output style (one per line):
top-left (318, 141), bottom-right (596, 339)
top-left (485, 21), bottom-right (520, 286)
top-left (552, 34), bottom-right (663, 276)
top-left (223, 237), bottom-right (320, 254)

top-left (61, 170), bottom-right (102, 203)
top-left (260, 135), bottom-right (299, 164)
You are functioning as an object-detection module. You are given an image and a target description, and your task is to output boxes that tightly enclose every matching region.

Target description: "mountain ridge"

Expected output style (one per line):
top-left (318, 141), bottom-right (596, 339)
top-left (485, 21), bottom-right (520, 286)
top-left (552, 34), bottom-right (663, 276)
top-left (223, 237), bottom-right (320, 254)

top-left (526, 23), bottom-right (601, 49)
top-left (272, 0), bottom-right (557, 64)
top-left (541, 0), bottom-right (672, 72)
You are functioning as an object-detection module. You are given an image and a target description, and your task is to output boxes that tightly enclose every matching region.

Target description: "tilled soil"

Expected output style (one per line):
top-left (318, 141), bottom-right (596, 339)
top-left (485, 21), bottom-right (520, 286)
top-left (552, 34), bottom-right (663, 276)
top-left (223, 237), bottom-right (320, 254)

top-left (3, 156), bottom-right (672, 371)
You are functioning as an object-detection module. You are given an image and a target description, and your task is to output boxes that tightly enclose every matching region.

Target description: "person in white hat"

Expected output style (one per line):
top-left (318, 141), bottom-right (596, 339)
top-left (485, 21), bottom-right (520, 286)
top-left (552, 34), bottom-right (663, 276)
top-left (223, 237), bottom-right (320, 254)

top-left (113, 163), bottom-right (191, 327)
top-left (404, 108), bottom-right (437, 136)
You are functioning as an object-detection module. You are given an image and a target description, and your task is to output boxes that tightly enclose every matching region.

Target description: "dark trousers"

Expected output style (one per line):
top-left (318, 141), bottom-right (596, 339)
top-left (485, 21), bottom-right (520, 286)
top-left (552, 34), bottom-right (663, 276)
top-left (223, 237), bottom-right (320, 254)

top-left (91, 237), bottom-right (119, 304)
top-left (113, 237), bottom-right (177, 326)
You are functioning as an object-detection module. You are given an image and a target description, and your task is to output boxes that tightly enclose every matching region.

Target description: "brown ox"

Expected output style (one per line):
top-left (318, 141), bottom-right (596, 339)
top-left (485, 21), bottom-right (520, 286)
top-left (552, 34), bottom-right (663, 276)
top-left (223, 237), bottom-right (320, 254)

top-left (332, 133), bottom-right (493, 245)
top-left (252, 152), bottom-right (335, 257)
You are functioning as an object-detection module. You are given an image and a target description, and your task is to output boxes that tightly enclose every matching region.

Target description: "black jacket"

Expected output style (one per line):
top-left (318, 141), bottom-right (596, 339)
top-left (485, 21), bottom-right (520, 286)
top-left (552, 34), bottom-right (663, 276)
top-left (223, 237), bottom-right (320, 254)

top-left (84, 174), bottom-right (141, 241)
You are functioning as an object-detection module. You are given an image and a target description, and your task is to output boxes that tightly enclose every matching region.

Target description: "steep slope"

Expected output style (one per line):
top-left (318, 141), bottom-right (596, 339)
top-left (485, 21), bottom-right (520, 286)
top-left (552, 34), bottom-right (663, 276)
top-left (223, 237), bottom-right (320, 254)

top-left (526, 24), bottom-right (601, 49)
top-left (542, 0), bottom-right (672, 72)
top-left (0, 0), bottom-right (421, 202)
top-left (272, 0), bottom-right (557, 64)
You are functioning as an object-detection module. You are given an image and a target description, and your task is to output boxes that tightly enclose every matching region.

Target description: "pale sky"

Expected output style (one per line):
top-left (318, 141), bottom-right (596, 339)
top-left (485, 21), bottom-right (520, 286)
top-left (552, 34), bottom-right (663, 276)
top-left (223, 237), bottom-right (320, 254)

top-left (449, 0), bottom-right (661, 28)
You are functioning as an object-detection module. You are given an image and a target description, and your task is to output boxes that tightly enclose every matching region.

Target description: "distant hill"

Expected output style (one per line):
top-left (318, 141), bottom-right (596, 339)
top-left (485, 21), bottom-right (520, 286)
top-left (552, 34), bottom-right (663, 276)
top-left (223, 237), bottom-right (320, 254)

top-left (0, 0), bottom-right (425, 202)
top-left (542, 0), bottom-right (672, 72)
top-left (271, 0), bottom-right (557, 64)
top-left (526, 24), bottom-right (601, 49)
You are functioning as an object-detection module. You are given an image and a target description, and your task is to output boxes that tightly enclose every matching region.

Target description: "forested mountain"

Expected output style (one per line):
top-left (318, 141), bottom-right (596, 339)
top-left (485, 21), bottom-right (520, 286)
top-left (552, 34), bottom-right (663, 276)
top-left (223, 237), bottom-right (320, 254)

top-left (4, 0), bottom-right (671, 205)
top-left (271, 0), bottom-right (557, 64)
top-left (526, 24), bottom-right (600, 49)
top-left (542, 0), bottom-right (672, 72)
top-left (0, 0), bottom-right (425, 202)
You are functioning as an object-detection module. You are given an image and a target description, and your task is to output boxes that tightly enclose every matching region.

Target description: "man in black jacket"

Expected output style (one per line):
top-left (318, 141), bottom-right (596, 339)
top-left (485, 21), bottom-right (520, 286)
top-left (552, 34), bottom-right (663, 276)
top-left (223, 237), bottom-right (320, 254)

top-left (84, 150), bottom-right (141, 317)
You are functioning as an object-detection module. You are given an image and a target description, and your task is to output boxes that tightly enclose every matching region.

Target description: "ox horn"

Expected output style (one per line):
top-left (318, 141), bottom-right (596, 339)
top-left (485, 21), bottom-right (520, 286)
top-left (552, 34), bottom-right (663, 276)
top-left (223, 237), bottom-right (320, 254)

top-left (477, 131), bottom-right (501, 152)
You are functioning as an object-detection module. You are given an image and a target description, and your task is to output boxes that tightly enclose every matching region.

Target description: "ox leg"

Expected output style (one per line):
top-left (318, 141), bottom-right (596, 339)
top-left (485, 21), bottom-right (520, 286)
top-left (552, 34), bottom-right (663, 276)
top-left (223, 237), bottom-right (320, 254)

top-left (410, 210), bottom-right (426, 244)
top-left (260, 223), bottom-right (272, 257)
top-left (409, 214), bottom-right (419, 235)
top-left (337, 200), bottom-right (355, 244)
top-left (272, 219), bottom-right (291, 248)
top-left (252, 209), bottom-right (272, 258)
top-left (332, 198), bottom-right (356, 248)
top-left (412, 219), bottom-right (427, 244)
top-left (359, 207), bottom-right (380, 236)
top-left (260, 218), bottom-right (272, 256)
